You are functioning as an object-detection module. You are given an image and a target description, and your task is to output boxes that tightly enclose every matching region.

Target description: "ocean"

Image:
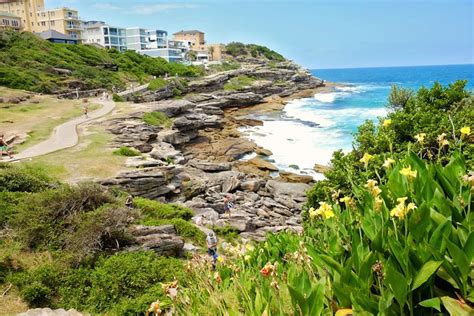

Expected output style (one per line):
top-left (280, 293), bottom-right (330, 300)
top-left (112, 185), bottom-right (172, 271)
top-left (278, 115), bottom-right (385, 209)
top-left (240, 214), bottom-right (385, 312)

top-left (240, 64), bottom-right (474, 179)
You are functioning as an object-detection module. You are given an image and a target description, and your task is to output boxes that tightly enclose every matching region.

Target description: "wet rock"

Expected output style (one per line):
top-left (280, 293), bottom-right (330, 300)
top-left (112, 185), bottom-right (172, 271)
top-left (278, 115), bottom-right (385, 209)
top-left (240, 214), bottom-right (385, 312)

top-left (256, 147), bottom-right (273, 156)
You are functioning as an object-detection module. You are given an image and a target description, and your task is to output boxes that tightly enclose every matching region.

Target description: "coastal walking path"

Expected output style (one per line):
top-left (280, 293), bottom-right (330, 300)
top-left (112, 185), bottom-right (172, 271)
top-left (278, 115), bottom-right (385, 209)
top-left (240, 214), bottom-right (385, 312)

top-left (11, 98), bottom-right (116, 161)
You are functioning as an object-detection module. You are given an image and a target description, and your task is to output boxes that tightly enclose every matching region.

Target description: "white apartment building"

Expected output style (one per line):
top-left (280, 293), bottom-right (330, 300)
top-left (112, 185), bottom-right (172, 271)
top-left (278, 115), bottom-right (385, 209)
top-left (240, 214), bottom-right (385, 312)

top-left (82, 21), bottom-right (127, 52)
top-left (126, 27), bottom-right (147, 51)
top-left (146, 29), bottom-right (167, 49)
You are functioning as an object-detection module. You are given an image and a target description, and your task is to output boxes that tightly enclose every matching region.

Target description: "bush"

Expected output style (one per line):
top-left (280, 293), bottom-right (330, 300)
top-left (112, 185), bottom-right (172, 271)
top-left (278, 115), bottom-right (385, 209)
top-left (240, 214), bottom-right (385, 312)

top-left (134, 197), bottom-right (194, 220)
top-left (138, 217), bottom-right (205, 246)
top-left (113, 146), bottom-right (141, 157)
top-left (223, 75), bottom-right (256, 91)
top-left (148, 78), bottom-right (169, 91)
top-left (57, 252), bottom-right (185, 313)
top-left (143, 111), bottom-right (172, 128)
top-left (0, 163), bottom-right (54, 192)
top-left (112, 93), bottom-right (125, 102)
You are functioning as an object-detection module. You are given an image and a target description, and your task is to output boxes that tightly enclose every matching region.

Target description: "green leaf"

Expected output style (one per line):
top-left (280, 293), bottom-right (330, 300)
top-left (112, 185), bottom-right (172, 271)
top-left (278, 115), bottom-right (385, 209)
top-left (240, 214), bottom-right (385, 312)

top-left (408, 203), bottom-right (431, 242)
top-left (463, 232), bottom-right (474, 261)
top-left (411, 260), bottom-right (443, 290)
top-left (385, 260), bottom-right (408, 308)
top-left (445, 238), bottom-right (470, 278)
top-left (441, 296), bottom-right (474, 316)
top-left (419, 297), bottom-right (441, 312)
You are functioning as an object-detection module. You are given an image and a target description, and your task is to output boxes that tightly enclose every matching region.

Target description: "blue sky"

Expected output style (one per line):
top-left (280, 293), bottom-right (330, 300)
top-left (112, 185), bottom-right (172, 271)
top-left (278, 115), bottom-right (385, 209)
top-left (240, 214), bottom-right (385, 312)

top-left (48, 0), bottom-right (473, 69)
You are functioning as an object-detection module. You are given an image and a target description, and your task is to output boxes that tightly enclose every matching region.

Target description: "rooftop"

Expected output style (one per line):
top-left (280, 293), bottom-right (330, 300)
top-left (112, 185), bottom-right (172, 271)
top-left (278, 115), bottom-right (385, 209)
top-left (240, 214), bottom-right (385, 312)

top-left (36, 29), bottom-right (76, 41)
top-left (173, 30), bottom-right (204, 35)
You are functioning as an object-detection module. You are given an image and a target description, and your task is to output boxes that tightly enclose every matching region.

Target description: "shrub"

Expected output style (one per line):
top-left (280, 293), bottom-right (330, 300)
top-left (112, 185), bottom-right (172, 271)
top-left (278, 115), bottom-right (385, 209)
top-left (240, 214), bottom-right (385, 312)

top-left (113, 146), bottom-right (141, 157)
top-left (138, 217), bottom-right (205, 246)
top-left (0, 163), bottom-right (54, 192)
top-left (148, 78), bottom-right (169, 91)
top-left (112, 93), bottom-right (125, 102)
top-left (143, 111), bottom-right (172, 128)
top-left (134, 197), bottom-right (194, 220)
top-left (225, 42), bottom-right (247, 57)
top-left (223, 75), bottom-right (256, 91)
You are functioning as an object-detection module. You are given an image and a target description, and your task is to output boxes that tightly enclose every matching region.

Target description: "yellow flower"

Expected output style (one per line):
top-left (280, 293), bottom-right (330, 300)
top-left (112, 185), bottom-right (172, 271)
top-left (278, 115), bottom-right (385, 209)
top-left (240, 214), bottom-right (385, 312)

top-left (414, 133), bottom-right (426, 144)
top-left (382, 119), bottom-right (392, 128)
top-left (217, 256), bottom-right (224, 263)
top-left (311, 202), bottom-right (335, 220)
top-left (339, 196), bottom-right (352, 205)
top-left (335, 309), bottom-right (353, 316)
top-left (374, 197), bottom-right (383, 212)
top-left (365, 179), bottom-right (382, 197)
top-left (383, 158), bottom-right (395, 169)
top-left (437, 133), bottom-right (449, 147)
top-left (244, 255), bottom-right (251, 261)
top-left (390, 197), bottom-right (416, 220)
top-left (460, 126), bottom-right (470, 136)
top-left (308, 207), bottom-right (318, 219)
top-left (245, 244), bottom-right (254, 251)
top-left (360, 153), bottom-right (374, 166)
top-left (400, 166), bottom-right (417, 179)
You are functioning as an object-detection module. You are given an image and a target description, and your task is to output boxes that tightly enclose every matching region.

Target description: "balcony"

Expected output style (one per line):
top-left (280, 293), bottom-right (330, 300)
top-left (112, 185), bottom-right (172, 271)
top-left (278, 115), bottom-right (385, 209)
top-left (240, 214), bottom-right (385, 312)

top-left (65, 16), bottom-right (81, 21)
top-left (66, 24), bottom-right (83, 31)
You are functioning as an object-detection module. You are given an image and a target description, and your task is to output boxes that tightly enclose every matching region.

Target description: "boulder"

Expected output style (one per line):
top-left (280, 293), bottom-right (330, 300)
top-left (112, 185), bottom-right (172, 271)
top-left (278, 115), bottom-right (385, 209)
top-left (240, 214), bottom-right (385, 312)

top-left (189, 160), bottom-right (231, 172)
top-left (239, 179), bottom-right (265, 192)
top-left (314, 163), bottom-right (331, 174)
top-left (256, 147), bottom-right (273, 156)
top-left (18, 309), bottom-right (84, 316)
top-left (265, 180), bottom-right (310, 199)
top-left (248, 157), bottom-right (279, 172)
top-left (278, 171), bottom-right (314, 184)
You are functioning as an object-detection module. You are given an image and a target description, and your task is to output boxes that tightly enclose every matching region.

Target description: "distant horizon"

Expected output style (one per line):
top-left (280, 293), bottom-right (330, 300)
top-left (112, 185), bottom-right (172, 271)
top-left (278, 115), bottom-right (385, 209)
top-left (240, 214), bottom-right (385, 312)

top-left (311, 63), bottom-right (474, 71)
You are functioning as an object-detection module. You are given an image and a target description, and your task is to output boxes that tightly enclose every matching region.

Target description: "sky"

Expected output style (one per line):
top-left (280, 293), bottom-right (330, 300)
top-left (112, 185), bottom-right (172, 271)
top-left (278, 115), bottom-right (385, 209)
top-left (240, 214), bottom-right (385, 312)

top-left (47, 0), bottom-right (473, 69)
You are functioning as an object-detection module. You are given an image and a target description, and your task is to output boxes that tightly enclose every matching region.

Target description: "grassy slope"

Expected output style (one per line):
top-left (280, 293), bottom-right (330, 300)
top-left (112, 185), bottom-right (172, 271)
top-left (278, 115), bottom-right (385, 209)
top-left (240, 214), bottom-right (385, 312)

top-left (0, 31), bottom-right (203, 94)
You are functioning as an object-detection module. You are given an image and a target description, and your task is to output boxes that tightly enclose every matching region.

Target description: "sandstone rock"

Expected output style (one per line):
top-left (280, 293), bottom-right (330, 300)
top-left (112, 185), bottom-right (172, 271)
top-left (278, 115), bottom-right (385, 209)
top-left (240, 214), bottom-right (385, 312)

top-left (314, 163), bottom-right (331, 174)
top-left (239, 179), bottom-right (265, 192)
top-left (278, 171), bottom-right (314, 184)
top-left (222, 175), bottom-right (241, 193)
top-left (18, 308), bottom-right (85, 316)
top-left (265, 180), bottom-right (310, 199)
top-left (182, 243), bottom-right (200, 255)
top-left (189, 160), bottom-right (231, 172)
top-left (128, 224), bottom-right (176, 237)
top-left (248, 157), bottom-right (279, 172)
top-left (256, 147), bottom-right (273, 156)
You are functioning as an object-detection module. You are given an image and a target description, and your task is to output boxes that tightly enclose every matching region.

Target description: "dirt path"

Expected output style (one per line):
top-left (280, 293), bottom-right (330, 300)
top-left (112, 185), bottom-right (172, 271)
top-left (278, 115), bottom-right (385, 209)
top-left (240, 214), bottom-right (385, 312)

top-left (10, 98), bottom-right (115, 161)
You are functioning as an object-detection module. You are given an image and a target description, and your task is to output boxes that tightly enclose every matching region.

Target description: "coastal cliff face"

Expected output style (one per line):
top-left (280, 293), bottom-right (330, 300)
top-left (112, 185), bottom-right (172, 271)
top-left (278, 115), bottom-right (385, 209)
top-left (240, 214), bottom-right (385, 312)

top-left (102, 56), bottom-right (324, 241)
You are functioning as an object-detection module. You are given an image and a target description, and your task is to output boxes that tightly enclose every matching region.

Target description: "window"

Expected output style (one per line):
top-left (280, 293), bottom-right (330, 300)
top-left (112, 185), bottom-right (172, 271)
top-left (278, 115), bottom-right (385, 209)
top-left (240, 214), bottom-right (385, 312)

top-left (41, 21), bottom-right (45, 26)
top-left (50, 21), bottom-right (54, 26)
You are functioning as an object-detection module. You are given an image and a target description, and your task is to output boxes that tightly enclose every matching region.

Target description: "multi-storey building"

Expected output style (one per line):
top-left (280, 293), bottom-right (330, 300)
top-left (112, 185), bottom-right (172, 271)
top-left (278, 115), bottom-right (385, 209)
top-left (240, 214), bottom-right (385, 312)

top-left (82, 21), bottom-right (127, 52)
top-left (146, 29), bottom-right (167, 49)
top-left (36, 7), bottom-right (82, 41)
top-left (0, 0), bottom-right (44, 31)
top-left (0, 11), bottom-right (22, 31)
top-left (126, 27), bottom-right (148, 51)
top-left (172, 30), bottom-right (205, 51)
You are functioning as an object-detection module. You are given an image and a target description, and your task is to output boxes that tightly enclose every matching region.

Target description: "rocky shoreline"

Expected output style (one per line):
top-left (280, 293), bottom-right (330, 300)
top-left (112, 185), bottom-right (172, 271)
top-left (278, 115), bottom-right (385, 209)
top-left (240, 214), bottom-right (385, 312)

top-left (102, 57), bottom-right (330, 243)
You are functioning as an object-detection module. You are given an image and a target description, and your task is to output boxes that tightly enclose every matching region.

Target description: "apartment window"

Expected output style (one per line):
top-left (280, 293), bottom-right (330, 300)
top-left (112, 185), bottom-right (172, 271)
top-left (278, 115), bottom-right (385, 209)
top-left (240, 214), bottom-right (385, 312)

top-left (41, 21), bottom-right (45, 26)
top-left (50, 21), bottom-right (55, 26)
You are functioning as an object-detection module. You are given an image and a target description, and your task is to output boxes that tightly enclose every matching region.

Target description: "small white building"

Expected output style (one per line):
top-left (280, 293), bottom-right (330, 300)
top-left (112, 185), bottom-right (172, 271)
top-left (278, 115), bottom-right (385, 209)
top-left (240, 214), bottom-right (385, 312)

top-left (82, 21), bottom-right (127, 52)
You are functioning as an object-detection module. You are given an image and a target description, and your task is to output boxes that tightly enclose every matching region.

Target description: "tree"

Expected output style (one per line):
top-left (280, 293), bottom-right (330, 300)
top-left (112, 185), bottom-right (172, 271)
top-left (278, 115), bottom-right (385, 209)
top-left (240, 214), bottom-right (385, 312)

top-left (387, 85), bottom-right (413, 110)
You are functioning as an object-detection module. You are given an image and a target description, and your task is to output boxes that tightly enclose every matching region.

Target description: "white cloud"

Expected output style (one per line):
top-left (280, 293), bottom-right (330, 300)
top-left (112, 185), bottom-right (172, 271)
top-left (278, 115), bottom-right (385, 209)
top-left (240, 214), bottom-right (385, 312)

top-left (93, 3), bottom-right (121, 10)
top-left (131, 3), bottom-right (199, 15)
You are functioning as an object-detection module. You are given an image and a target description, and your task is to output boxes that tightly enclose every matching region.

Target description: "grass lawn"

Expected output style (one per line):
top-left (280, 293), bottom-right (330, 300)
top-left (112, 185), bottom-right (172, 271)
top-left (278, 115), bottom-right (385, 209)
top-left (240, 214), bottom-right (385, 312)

top-left (0, 87), bottom-right (99, 152)
top-left (30, 125), bottom-right (127, 182)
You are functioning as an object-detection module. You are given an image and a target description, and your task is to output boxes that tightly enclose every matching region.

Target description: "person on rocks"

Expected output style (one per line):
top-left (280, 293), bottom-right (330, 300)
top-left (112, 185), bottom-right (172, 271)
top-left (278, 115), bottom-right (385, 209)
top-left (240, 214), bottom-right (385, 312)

top-left (0, 134), bottom-right (14, 159)
top-left (125, 195), bottom-right (134, 209)
top-left (223, 193), bottom-right (235, 218)
top-left (206, 231), bottom-right (218, 269)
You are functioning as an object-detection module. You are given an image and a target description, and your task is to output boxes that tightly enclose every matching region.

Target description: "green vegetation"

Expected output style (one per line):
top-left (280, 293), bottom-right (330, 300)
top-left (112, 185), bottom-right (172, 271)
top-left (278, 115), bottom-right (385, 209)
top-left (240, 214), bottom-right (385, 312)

top-left (112, 93), bottom-right (125, 102)
top-left (223, 75), bottom-right (256, 91)
top-left (171, 81), bottom-right (473, 315)
top-left (113, 146), bottom-right (141, 157)
top-left (148, 78), bottom-right (169, 91)
top-left (225, 42), bottom-right (285, 61)
top-left (0, 31), bottom-right (203, 93)
top-left (143, 111), bottom-right (173, 127)
top-left (207, 61), bottom-right (241, 73)
top-left (0, 164), bottom-right (201, 314)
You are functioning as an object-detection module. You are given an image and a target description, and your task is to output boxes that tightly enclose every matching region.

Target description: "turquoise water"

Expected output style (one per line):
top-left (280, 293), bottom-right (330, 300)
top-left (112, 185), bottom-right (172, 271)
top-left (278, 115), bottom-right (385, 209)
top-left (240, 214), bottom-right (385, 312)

top-left (241, 64), bottom-right (474, 178)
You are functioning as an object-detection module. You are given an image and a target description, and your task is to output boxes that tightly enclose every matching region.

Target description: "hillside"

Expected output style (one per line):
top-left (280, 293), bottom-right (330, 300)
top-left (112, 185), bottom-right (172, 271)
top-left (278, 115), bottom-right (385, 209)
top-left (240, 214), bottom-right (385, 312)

top-left (0, 31), bottom-right (203, 93)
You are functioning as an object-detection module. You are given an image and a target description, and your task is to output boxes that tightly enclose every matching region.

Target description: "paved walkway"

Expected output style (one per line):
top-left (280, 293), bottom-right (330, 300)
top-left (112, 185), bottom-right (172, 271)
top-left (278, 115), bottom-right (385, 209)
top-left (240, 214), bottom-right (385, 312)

top-left (11, 98), bottom-right (116, 161)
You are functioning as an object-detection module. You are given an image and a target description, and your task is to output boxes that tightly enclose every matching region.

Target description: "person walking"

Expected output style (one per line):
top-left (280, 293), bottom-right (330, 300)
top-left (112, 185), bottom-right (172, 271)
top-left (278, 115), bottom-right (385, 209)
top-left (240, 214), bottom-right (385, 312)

top-left (83, 104), bottom-right (89, 118)
top-left (223, 193), bottom-right (235, 218)
top-left (206, 231), bottom-right (218, 269)
top-left (0, 134), bottom-right (14, 159)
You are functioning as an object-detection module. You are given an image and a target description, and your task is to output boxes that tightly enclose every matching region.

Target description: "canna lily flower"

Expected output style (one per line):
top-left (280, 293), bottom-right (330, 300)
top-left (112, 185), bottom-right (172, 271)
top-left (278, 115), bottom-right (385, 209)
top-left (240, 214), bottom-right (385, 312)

top-left (383, 158), bottom-right (395, 169)
top-left (260, 262), bottom-right (274, 277)
top-left (360, 153), bottom-right (374, 167)
top-left (365, 179), bottom-right (382, 197)
top-left (440, 139), bottom-right (449, 147)
top-left (217, 256), bottom-right (224, 263)
top-left (214, 271), bottom-right (222, 284)
top-left (400, 166), bottom-right (417, 179)
top-left (382, 119), bottom-right (392, 128)
top-left (460, 126), bottom-right (470, 136)
top-left (244, 255), bottom-right (251, 261)
top-left (335, 309), bottom-right (353, 316)
top-left (414, 133), bottom-right (426, 144)
top-left (147, 300), bottom-right (162, 316)
top-left (374, 197), bottom-right (383, 212)
top-left (308, 207), bottom-right (318, 219)
top-left (245, 244), bottom-right (254, 252)
top-left (437, 133), bottom-right (449, 147)
top-left (318, 202), bottom-right (335, 219)
top-left (390, 197), bottom-right (416, 219)
top-left (339, 196), bottom-right (352, 205)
